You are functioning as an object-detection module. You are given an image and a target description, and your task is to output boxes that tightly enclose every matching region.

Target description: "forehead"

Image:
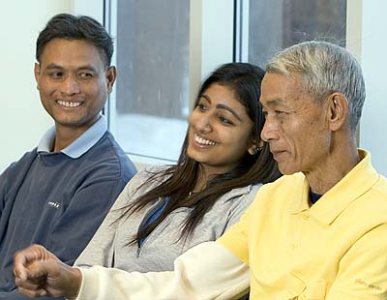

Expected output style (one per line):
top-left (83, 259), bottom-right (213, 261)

top-left (39, 38), bottom-right (104, 68)
top-left (203, 84), bottom-right (244, 106)
top-left (260, 72), bottom-right (304, 108)
top-left (202, 83), bottom-right (251, 118)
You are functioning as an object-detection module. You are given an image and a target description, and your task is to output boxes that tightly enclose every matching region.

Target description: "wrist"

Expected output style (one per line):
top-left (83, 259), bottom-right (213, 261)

top-left (65, 267), bottom-right (82, 300)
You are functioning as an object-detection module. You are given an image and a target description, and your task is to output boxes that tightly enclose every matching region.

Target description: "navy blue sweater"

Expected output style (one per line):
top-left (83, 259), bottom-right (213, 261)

top-left (0, 131), bottom-right (136, 299)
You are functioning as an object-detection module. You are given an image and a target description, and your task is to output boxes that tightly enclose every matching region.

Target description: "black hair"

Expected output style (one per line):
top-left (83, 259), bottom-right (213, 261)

top-left (124, 62), bottom-right (281, 243)
top-left (36, 13), bottom-right (113, 67)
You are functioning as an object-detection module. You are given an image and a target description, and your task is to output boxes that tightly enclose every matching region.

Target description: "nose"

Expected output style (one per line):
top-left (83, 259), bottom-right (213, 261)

top-left (260, 116), bottom-right (279, 142)
top-left (60, 75), bottom-right (81, 95)
top-left (191, 112), bottom-right (212, 134)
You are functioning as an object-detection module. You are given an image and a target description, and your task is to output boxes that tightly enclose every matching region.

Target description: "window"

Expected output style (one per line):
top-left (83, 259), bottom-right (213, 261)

top-left (107, 0), bottom-right (190, 163)
top-left (105, 0), bottom-right (346, 165)
top-left (236, 0), bottom-right (346, 67)
top-left (105, 0), bottom-right (234, 164)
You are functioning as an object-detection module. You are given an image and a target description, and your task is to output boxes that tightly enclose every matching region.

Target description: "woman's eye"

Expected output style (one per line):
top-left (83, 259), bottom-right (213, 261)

top-left (197, 103), bottom-right (207, 112)
top-left (219, 116), bottom-right (233, 125)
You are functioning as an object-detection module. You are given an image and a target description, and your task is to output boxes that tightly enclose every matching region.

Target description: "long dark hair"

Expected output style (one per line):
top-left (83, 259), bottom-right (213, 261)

top-left (124, 62), bottom-right (280, 243)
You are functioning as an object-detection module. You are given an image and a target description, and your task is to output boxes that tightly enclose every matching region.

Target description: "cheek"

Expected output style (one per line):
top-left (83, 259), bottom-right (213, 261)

top-left (223, 130), bottom-right (251, 152)
top-left (187, 111), bottom-right (199, 127)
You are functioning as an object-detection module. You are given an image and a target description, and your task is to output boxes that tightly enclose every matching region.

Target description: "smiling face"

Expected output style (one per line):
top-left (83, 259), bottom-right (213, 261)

top-left (35, 38), bottom-right (116, 134)
top-left (260, 72), bottom-right (331, 176)
top-left (187, 83), bottom-right (256, 177)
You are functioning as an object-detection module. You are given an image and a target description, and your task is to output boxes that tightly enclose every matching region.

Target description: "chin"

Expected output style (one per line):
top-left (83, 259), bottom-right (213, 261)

top-left (278, 165), bottom-right (299, 175)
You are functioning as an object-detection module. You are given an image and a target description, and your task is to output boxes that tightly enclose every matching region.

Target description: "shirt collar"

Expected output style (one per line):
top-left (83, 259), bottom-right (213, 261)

top-left (289, 150), bottom-right (380, 225)
top-left (37, 115), bottom-right (108, 158)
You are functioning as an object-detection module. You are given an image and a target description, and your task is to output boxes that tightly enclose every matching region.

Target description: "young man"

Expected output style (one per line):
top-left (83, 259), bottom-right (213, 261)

top-left (0, 13), bottom-right (136, 298)
top-left (13, 41), bottom-right (387, 299)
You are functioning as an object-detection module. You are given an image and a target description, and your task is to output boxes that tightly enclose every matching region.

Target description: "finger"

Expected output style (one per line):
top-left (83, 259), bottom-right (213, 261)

top-left (18, 286), bottom-right (47, 298)
top-left (14, 244), bottom-right (54, 281)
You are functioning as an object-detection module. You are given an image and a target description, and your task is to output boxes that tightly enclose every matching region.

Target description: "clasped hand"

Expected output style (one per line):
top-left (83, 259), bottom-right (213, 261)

top-left (13, 244), bottom-right (81, 299)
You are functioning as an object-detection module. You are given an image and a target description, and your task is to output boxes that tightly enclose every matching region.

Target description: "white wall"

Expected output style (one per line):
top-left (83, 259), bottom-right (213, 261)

top-left (0, 1), bottom-right (72, 172)
top-left (359, 0), bottom-right (387, 176)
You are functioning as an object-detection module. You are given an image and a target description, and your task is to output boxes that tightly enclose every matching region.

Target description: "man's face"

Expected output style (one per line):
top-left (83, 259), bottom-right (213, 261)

top-left (35, 38), bottom-right (115, 132)
top-left (260, 72), bottom-right (330, 176)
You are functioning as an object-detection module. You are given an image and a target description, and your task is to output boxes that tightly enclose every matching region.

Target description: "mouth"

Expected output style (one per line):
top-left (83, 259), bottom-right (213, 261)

top-left (194, 134), bottom-right (217, 147)
top-left (56, 100), bottom-right (82, 108)
top-left (271, 150), bottom-right (286, 160)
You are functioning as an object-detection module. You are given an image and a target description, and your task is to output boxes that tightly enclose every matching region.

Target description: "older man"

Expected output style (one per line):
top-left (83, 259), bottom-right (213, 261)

top-left (13, 41), bottom-right (387, 300)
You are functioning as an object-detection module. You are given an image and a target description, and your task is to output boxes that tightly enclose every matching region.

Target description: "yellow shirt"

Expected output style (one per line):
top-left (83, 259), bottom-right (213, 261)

top-left (219, 150), bottom-right (387, 299)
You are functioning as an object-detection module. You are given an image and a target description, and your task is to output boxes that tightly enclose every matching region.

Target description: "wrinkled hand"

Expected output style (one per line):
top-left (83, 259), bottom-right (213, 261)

top-left (13, 244), bottom-right (81, 299)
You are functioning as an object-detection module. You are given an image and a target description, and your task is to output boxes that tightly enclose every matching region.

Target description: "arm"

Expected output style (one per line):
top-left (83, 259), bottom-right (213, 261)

top-left (14, 242), bottom-right (249, 300)
top-left (73, 183), bottom-right (126, 268)
top-left (224, 184), bottom-right (261, 230)
top-left (74, 169), bottom-right (152, 268)
top-left (326, 224), bottom-right (387, 299)
top-left (48, 178), bottom-right (128, 266)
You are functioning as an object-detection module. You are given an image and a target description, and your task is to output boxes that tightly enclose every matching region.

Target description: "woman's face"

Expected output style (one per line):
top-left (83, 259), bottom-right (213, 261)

top-left (187, 83), bottom-right (256, 177)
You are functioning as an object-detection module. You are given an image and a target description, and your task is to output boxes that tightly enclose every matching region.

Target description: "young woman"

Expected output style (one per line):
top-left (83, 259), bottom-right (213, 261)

top-left (73, 62), bottom-right (280, 273)
top-left (12, 63), bottom-right (280, 299)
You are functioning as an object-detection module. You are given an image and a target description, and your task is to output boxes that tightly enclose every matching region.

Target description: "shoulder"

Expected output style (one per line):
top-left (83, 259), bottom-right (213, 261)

top-left (373, 175), bottom-right (387, 199)
top-left (1, 148), bottom-right (38, 176)
top-left (78, 132), bottom-right (137, 181)
top-left (212, 183), bottom-right (263, 214)
top-left (117, 164), bottom-right (171, 202)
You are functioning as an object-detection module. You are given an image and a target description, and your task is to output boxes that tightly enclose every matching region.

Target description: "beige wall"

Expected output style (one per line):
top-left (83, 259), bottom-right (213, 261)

top-left (0, 1), bottom-right (72, 172)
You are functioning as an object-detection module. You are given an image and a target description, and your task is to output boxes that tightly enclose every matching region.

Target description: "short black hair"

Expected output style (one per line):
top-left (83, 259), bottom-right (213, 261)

top-left (36, 13), bottom-right (113, 67)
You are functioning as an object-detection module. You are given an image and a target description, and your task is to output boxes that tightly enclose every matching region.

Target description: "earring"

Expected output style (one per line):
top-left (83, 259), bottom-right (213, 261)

top-left (248, 146), bottom-right (262, 155)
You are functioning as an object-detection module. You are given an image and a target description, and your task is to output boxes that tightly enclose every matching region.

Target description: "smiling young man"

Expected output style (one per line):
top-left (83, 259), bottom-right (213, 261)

top-left (13, 41), bottom-right (387, 300)
top-left (0, 13), bottom-right (136, 299)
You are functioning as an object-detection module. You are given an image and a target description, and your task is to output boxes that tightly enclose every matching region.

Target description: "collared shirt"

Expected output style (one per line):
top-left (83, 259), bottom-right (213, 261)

top-left (37, 115), bottom-right (107, 158)
top-left (219, 149), bottom-right (387, 299)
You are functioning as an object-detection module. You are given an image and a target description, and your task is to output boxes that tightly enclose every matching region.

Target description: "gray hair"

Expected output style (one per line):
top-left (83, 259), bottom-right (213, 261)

top-left (266, 41), bottom-right (366, 133)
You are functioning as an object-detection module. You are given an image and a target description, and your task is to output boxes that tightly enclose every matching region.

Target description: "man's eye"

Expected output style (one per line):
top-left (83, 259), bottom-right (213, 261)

top-left (49, 71), bottom-right (63, 79)
top-left (275, 110), bottom-right (287, 116)
top-left (79, 72), bottom-right (93, 79)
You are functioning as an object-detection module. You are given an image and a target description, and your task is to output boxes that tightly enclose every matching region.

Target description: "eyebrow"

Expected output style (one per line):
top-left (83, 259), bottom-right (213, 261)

top-left (200, 94), bottom-right (243, 121)
top-left (261, 98), bottom-right (286, 108)
top-left (44, 63), bottom-right (97, 72)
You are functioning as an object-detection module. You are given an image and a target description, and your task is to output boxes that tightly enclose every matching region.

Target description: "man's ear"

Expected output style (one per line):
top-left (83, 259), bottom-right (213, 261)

top-left (326, 92), bottom-right (348, 131)
top-left (34, 63), bottom-right (41, 90)
top-left (106, 66), bottom-right (116, 93)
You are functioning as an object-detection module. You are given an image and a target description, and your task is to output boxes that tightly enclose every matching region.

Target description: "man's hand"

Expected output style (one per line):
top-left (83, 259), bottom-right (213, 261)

top-left (13, 244), bottom-right (82, 299)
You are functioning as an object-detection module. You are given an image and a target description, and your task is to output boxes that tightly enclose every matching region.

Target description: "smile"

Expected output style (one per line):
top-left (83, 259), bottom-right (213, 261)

top-left (57, 100), bottom-right (81, 108)
top-left (194, 134), bottom-right (216, 146)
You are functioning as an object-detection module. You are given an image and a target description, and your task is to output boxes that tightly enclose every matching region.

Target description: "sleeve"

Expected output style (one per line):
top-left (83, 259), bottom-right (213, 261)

top-left (224, 184), bottom-right (261, 230)
top-left (326, 224), bottom-right (387, 299)
top-left (48, 177), bottom-right (129, 266)
top-left (74, 171), bottom-right (147, 267)
top-left (75, 241), bottom-right (249, 300)
top-left (217, 194), bottom-right (255, 264)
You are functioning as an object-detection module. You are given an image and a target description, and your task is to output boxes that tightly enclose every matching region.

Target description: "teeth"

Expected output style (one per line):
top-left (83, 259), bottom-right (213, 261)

top-left (57, 100), bottom-right (81, 107)
top-left (195, 134), bottom-right (216, 146)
